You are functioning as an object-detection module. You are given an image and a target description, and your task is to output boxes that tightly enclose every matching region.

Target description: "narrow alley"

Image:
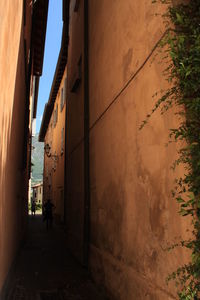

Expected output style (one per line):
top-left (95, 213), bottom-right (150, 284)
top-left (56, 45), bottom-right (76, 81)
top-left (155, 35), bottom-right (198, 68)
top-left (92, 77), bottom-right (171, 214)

top-left (4, 214), bottom-right (105, 300)
top-left (0, 0), bottom-right (196, 299)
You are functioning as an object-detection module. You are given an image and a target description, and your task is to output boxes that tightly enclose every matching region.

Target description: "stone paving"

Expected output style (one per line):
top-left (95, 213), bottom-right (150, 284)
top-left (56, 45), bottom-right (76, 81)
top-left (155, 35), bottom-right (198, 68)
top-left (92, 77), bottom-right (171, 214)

top-left (4, 215), bottom-right (106, 300)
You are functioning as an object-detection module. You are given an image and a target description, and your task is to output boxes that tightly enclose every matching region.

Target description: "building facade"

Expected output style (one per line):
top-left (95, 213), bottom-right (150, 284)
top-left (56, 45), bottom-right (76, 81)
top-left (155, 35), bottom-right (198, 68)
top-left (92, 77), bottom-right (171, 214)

top-left (42, 68), bottom-right (67, 223)
top-left (40, 1), bottom-right (190, 299)
top-left (32, 182), bottom-right (43, 205)
top-left (0, 0), bottom-right (48, 296)
top-left (39, 2), bottom-right (69, 224)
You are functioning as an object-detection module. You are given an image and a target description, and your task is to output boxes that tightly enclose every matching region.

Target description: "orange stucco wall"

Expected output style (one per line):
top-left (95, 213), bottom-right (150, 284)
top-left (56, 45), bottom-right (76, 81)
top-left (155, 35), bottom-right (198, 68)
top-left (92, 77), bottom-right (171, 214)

top-left (44, 69), bottom-right (67, 222)
top-left (0, 0), bottom-right (31, 293)
top-left (88, 1), bottom-right (190, 299)
top-left (63, 0), bottom-right (191, 299)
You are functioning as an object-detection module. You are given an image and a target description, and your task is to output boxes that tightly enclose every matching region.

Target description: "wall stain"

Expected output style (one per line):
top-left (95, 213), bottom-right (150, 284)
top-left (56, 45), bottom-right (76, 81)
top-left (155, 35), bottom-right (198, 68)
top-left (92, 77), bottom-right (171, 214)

top-left (123, 48), bottom-right (133, 82)
top-left (98, 181), bottom-right (125, 259)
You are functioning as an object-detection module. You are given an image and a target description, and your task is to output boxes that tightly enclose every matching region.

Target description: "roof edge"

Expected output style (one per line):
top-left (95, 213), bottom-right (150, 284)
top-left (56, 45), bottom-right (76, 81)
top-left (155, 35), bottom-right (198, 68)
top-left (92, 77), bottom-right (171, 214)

top-left (38, 0), bottom-right (69, 142)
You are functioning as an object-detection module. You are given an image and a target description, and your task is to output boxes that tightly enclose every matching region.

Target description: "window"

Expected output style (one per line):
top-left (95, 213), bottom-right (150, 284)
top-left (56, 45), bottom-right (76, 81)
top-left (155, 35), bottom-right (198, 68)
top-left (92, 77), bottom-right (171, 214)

top-left (64, 77), bottom-right (67, 104)
top-left (56, 104), bottom-right (58, 123)
top-left (61, 128), bottom-right (64, 155)
top-left (60, 88), bottom-right (64, 112)
top-left (60, 78), bottom-right (67, 112)
top-left (53, 104), bottom-right (58, 127)
top-left (53, 152), bottom-right (57, 171)
top-left (53, 111), bottom-right (56, 127)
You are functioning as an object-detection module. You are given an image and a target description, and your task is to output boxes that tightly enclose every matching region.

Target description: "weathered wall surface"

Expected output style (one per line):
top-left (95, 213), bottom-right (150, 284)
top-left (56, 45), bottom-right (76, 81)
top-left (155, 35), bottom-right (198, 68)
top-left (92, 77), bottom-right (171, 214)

top-left (43, 122), bottom-right (53, 204)
top-left (65, 0), bottom-right (85, 263)
top-left (88, 1), bottom-right (190, 299)
top-left (0, 0), bottom-right (29, 293)
top-left (44, 68), bottom-right (67, 222)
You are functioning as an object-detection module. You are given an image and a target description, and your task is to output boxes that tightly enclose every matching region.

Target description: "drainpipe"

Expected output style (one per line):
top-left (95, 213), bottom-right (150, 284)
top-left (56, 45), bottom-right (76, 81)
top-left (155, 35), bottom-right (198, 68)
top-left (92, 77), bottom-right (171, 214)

top-left (83, 0), bottom-right (90, 268)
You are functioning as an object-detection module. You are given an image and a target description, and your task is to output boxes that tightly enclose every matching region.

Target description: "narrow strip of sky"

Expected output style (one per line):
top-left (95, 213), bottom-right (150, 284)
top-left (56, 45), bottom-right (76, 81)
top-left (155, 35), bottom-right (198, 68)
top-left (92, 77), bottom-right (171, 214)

top-left (36, 0), bottom-right (63, 133)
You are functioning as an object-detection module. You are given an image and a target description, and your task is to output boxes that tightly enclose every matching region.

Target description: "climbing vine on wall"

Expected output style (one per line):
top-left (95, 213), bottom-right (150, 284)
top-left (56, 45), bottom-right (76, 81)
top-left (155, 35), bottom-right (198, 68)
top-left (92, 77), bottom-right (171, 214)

top-left (141, 0), bottom-right (200, 298)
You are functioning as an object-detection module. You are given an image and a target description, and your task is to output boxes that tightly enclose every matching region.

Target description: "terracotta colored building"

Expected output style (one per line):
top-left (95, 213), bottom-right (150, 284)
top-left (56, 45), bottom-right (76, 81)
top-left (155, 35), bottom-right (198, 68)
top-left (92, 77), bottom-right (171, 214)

top-left (40, 67), bottom-right (67, 222)
top-left (0, 0), bottom-right (48, 296)
top-left (40, 1), bottom-right (190, 299)
top-left (39, 6), bottom-right (68, 223)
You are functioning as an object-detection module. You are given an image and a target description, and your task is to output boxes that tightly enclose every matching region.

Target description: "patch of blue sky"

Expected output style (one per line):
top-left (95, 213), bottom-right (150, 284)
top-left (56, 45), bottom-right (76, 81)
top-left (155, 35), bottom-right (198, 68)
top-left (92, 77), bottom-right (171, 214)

top-left (36, 0), bottom-right (63, 133)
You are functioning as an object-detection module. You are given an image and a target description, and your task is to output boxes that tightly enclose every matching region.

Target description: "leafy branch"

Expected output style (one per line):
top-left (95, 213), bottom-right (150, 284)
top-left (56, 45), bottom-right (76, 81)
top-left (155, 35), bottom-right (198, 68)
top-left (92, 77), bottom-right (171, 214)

top-left (141, 0), bottom-right (200, 298)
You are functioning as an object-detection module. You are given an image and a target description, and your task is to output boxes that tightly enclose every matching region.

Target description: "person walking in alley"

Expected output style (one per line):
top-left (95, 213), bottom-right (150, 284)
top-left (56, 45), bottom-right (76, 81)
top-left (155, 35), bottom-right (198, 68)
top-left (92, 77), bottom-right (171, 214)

top-left (43, 199), bottom-right (55, 229)
top-left (31, 200), bottom-right (36, 216)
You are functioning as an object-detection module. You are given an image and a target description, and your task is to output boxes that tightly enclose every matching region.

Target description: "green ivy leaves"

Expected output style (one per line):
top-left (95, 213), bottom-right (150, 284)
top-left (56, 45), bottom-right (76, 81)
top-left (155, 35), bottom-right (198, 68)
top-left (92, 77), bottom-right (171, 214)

top-left (147, 0), bottom-right (200, 298)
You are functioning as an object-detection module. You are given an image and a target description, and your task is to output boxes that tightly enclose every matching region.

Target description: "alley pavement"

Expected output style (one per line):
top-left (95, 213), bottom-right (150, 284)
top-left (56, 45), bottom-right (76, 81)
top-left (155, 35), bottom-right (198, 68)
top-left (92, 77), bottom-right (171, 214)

top-left (4, 214), bottom-right (106, 300)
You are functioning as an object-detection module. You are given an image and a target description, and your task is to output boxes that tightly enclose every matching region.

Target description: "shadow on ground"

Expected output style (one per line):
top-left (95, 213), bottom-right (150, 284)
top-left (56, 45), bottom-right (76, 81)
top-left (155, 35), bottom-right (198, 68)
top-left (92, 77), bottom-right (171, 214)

top-left (5, 215), bottom-right (106, 300)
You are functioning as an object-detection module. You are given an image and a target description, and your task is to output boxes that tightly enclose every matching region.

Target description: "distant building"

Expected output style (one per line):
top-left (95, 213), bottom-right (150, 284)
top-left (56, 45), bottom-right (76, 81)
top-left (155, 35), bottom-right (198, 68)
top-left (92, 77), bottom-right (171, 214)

top-left (32, 182), bottom-right (43, 205)
top-left (32, 118), bottom-right (36, 137)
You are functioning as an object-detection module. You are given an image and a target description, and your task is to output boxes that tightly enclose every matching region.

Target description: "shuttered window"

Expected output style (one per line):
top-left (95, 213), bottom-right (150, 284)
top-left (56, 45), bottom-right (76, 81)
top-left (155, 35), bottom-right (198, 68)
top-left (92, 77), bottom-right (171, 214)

top-left (60, 77), bottom-right (67, 112)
